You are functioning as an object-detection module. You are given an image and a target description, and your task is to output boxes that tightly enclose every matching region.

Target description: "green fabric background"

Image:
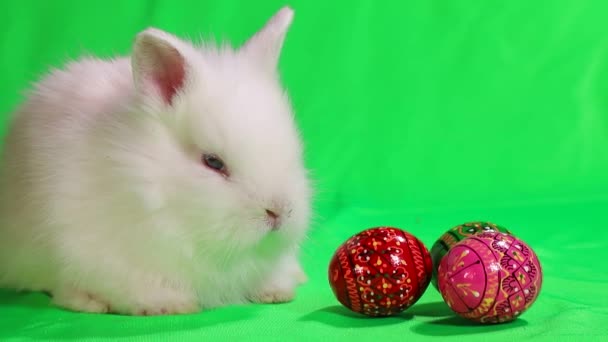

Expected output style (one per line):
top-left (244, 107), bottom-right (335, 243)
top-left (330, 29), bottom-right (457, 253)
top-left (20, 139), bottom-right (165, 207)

top-left (1, 0), bottom-right (607, 340)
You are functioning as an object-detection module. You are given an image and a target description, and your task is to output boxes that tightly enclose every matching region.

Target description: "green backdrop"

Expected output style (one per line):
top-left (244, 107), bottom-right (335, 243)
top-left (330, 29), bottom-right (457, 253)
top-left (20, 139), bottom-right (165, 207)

top-left (1, 0), bottom-right (607, 341)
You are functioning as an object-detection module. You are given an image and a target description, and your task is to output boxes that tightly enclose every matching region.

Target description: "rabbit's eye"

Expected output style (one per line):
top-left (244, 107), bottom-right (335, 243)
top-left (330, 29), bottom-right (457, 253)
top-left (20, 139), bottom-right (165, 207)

top-left (202, 154), bottom-right (227, 175)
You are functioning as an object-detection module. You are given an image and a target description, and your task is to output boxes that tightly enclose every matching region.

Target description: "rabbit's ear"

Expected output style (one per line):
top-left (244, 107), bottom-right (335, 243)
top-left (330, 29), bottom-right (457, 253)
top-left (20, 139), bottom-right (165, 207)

top-left (242, 6), bottom-right (294, 72)
top-left (132, 28), bottom-right (189, 105)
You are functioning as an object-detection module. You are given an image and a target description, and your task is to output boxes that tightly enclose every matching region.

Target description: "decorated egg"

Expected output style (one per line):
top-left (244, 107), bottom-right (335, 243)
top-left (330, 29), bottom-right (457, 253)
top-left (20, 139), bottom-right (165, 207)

top-left (430, 221), bottom-right (512, 289)
top-left (328, 227), bottom-right (433, 317)
top-left (437, 231), bottom-right (543, 324)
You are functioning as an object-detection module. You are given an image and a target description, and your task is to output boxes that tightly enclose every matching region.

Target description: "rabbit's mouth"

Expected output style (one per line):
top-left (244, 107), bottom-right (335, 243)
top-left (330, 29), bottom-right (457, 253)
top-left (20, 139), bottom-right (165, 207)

top-left (265, 209), bottom-right (281, 231)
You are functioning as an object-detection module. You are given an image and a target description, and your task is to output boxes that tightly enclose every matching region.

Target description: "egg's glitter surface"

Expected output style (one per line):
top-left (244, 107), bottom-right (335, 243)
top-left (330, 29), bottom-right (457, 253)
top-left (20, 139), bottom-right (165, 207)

top-left (328, 227), bottom-right (433, 317)
top-left (437, 231), bottom-right (543, 324)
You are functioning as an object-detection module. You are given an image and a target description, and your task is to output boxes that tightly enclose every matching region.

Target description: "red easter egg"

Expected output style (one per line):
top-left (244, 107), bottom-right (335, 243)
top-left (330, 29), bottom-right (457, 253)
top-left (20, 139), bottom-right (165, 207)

top-left (328, 227), bottom-right (433, 317)
top-left (437, 231), bottom-right (543, 324)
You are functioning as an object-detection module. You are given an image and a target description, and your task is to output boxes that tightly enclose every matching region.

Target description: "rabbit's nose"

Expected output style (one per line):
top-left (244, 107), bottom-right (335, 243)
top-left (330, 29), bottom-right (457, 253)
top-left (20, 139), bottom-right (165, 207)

top-left (265, 209), bottom-right (280, 230)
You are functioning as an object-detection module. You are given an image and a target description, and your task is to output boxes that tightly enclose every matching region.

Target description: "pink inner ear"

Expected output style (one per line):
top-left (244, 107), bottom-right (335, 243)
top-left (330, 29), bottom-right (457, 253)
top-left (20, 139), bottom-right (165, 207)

top-left (154, 50), bottom-right (186, 105)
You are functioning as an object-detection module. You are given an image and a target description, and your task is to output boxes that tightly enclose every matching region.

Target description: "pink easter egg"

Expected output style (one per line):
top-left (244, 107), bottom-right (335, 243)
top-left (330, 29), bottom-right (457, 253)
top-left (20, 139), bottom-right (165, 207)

top-left (437, 231), bottom-right (543, 324)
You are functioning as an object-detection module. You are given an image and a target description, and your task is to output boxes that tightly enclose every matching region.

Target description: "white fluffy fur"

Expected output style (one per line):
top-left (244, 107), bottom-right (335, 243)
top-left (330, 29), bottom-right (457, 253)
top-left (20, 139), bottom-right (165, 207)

top-left (0, 6), bottom-right (311, 315)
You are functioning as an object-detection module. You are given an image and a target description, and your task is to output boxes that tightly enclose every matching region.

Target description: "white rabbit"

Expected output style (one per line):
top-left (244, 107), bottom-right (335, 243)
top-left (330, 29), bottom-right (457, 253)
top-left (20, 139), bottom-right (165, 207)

top-left (0, 6), bottom-right (311, 315)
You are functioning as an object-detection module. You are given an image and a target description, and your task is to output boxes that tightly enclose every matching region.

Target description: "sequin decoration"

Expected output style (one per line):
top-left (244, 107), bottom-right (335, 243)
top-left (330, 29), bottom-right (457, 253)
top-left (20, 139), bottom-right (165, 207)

top-left (430, 221), bottom-right (512, 289)
top-left (328, 227), bottom-right (433, 317)
top-left (437, 231), bottom-right (543, 324)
